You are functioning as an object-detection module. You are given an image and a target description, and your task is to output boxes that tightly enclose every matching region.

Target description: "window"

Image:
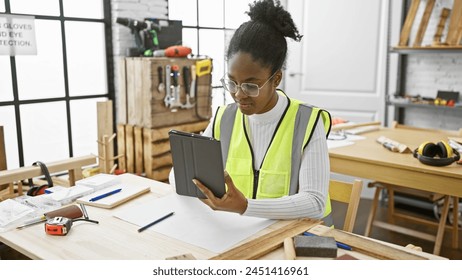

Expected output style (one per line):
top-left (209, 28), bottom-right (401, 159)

top-left (0, 0), bottom-right (113, 169)
top-left (168, 0), bottom-right (254, 111)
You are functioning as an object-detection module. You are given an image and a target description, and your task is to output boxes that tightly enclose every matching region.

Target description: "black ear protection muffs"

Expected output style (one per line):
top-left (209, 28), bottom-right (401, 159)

top-left (27, 161), bottom-right (54, 196)
top-left (413, 140), bottom-right (460, 167)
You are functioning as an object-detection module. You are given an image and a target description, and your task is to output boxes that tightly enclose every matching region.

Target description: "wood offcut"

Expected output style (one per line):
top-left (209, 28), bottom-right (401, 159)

top-left (413, 0), bottom-right (435, 47)
top-left (399, 0), bottom-right (421, 46)
top-left (210, 219), bottom-right (322, 260)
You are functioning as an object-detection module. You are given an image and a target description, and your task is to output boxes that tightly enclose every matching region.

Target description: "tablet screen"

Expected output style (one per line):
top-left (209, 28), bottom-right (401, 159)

top-left (169, 130), bottom-right (226, 199)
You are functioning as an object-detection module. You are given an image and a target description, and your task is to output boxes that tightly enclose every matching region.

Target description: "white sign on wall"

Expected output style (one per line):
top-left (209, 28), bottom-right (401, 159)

top-left (0, 15), bottom-right (37, 55)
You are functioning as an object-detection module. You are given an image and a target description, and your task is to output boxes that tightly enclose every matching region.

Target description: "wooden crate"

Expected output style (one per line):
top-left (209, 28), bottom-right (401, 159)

top-left (119, 57), bottom-right (213, 128)
top-left (117, 120), bottom-right (209, 182)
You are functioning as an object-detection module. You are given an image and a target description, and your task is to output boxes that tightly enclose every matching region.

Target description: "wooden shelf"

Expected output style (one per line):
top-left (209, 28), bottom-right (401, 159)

top-left (391, 46), bottom-right (462, 54)
top-left (388, 100), bottom-right (462, 111)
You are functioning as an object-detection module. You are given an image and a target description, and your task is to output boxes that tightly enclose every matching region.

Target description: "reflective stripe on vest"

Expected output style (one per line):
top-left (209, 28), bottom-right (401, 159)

top-left (213, 90), bottom-right (332, 224)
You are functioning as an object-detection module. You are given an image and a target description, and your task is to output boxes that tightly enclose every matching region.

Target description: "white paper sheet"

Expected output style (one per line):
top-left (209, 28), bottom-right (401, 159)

top-left (327, 134), bottom-right (365, 149)
top-left (0, 199), bottom-right (34, 228)
top-left (327, 140), bottom-right (355, 149)
top-left (113, 194), bottom-right (276, 253)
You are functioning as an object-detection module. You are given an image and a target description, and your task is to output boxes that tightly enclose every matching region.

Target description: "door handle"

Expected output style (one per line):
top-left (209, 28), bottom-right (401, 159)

top-left (289, 72), bottom-right (303, 77)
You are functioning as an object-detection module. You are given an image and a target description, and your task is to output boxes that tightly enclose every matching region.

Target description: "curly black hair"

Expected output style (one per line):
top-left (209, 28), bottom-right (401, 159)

top-left (226, 0), bottom-right (302, 73)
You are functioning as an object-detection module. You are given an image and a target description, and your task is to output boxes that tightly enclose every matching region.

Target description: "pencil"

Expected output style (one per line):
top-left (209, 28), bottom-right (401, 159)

top-left (138, 212), bottom-right (174, 233)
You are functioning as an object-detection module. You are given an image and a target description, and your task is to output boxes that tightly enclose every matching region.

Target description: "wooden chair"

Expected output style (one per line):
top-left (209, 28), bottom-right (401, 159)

top-left (329, 179), bottom-right (363, 232)
top-left (364, 122), bottom-right (462, 255)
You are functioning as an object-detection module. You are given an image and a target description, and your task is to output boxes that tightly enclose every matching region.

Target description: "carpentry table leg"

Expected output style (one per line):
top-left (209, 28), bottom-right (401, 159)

top-left (452, 197), bottom-right (459, 249)
top-left (364, 186), bottom-right (382, 236)
top-left (433, 196), bottom-right (450, 255)
top-left (388, 188), bottom-right (395, 223)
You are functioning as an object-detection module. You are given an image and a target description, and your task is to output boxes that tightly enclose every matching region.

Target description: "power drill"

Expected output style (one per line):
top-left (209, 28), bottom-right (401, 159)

top-left (116, 17), bottom-right (160, 57)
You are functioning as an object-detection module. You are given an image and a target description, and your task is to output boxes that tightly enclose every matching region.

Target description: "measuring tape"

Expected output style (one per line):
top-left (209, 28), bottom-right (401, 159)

top-left (44, 204), bottom-right (99, 236)
top-left (45, 217), bottom-right (73, 236)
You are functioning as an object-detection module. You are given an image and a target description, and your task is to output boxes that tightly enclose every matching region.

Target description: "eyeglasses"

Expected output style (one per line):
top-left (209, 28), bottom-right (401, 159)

top-left (220, 71), bottom-right (277, 97)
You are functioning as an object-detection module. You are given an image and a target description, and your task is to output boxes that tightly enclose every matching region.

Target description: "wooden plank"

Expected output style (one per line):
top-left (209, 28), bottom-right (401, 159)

top-left (134, 59), bottom-right (145, 126)
top-left (452, 197), bottom-right (459, 248)
top-left (309, 225), bottom-right (428, 260)
top-left (373, 220), bottom-right (436, 241)
top-left (454, 11), bottom-right (462, 45)
top-left (142, 59), bottom-right (153, 128)
top-left (0, 126), bottom-right (6, 172)
top-left (151, 166), bottom-right (172, 182)
top-left (126, 59), bottom-right (137, 126)
top-left (149, 109), bottom-right (211, 129)
top-left (210, 219), bottom-right (322, 260)
top-left (283, 237), bottom-right (296, 260)
top-left (125, 125), bottom-right (135, 173)
top-left (143, 127), bottom-right (153, 179)
top-left (0, 126), bottom-right (15, 197)
top-left (331, 121), bottom-right (381, 131)
top-left (433, 195), bottom-right (451, 255)
top-left (152, 141), bottom-right (170, 156)
top-left (413, 0), bottom-right (435, 47)
top-left (117, 57), bottom-right (127, 124)
top-left (446, 0), bottom-right (462, 45)
top-left (117, 124), bottom-right (126, 172)
top-left (69, 167), bottom-right (83, 185)
top-left (0, 126), bottom-right (8, 190)
top-left (97, 101), bottom-right (114, 171)
top-left (152, 153), bottom-right (172, 170)
top-left (134, 126), bottom-right (144, 175)
top-left (399, 0), bottom-right (421, 46)
top-left (0, 155), bottom-right (97, 185)
top-left (433, 8), bottom-right (451, 45)
top-left (150, 120), bottom-right (209, 142)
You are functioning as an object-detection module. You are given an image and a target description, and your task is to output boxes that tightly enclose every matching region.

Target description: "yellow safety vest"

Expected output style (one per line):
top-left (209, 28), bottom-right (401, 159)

top-left (213, 90), bottom-right (333, 223)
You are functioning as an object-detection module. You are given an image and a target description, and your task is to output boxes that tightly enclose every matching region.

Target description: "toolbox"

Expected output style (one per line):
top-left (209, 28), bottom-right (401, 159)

top-left (118, 57), bottom-right (213, 128)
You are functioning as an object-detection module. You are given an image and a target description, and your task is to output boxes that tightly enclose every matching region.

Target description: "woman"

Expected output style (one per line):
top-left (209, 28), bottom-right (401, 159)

top-left (174, 0), bottom-right (332, 222)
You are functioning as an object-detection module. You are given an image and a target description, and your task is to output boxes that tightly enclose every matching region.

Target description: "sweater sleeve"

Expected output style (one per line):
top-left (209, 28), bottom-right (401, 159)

top-left (243, 119), bottom-right (330, 219)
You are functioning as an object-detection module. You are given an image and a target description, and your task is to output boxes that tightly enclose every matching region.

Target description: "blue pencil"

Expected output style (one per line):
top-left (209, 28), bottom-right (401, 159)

top-left (89, 188), bottom-right (122, 202)
top-left (138, 212), bottom-right (175, 233)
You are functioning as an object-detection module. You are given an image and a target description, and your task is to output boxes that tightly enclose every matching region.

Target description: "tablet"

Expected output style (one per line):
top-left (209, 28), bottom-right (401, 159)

top-left (169, 130), bottom-right (226, 199)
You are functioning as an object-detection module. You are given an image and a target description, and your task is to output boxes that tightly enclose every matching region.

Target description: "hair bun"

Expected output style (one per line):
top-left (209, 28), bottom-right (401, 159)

top-left (247, 0), bottom-right (302, 41)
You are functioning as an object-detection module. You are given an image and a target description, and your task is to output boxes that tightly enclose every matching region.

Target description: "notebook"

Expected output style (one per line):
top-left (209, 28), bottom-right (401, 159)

top-left (76, 184), bottom-right (150, 209)
top-left (75, 173), bottom-right (121, 191)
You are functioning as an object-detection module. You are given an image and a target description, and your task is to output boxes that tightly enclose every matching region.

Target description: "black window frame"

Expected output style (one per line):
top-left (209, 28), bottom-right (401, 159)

top-left (0, 0), bottom-right (115, 168)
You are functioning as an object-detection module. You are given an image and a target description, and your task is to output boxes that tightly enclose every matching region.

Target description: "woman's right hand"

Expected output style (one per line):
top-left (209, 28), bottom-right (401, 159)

top-left (192, 171), bottom-right (248, 214)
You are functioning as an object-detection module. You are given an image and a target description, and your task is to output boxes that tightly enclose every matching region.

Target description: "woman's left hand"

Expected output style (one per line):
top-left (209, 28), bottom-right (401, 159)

top-left (192, 171), bottom-right (248, 214)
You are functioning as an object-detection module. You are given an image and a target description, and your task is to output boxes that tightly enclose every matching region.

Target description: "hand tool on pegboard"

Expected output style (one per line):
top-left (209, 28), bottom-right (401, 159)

top-left (156, 66), bottom-right (165, 100)
top-left (169, 64), bottom-right (183, 109)
top-left (190, 64), bottom-right (197, 103)
top-left (164, 65), bottom-right (172, 107)
top-left (181, 65), bottom-right (194, 109)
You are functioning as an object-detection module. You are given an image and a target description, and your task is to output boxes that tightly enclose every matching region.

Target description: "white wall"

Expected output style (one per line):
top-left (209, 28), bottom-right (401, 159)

top-left (388, 0), bottom-right (462, 130)
top-left (111, 0), bottom-right (168, 124)
top-left (404, 0), bottom-right (462, 97)
top-left (109, 0), bottom-right (461, 200)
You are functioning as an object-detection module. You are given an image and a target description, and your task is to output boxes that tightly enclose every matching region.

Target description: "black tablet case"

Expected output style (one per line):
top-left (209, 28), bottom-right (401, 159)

top-left (169, 130), bottom-right (225, 199)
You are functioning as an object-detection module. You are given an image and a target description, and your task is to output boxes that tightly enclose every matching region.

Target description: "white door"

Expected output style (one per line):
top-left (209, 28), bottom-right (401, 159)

top-left (284, 0), bottom-right (389, 123)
